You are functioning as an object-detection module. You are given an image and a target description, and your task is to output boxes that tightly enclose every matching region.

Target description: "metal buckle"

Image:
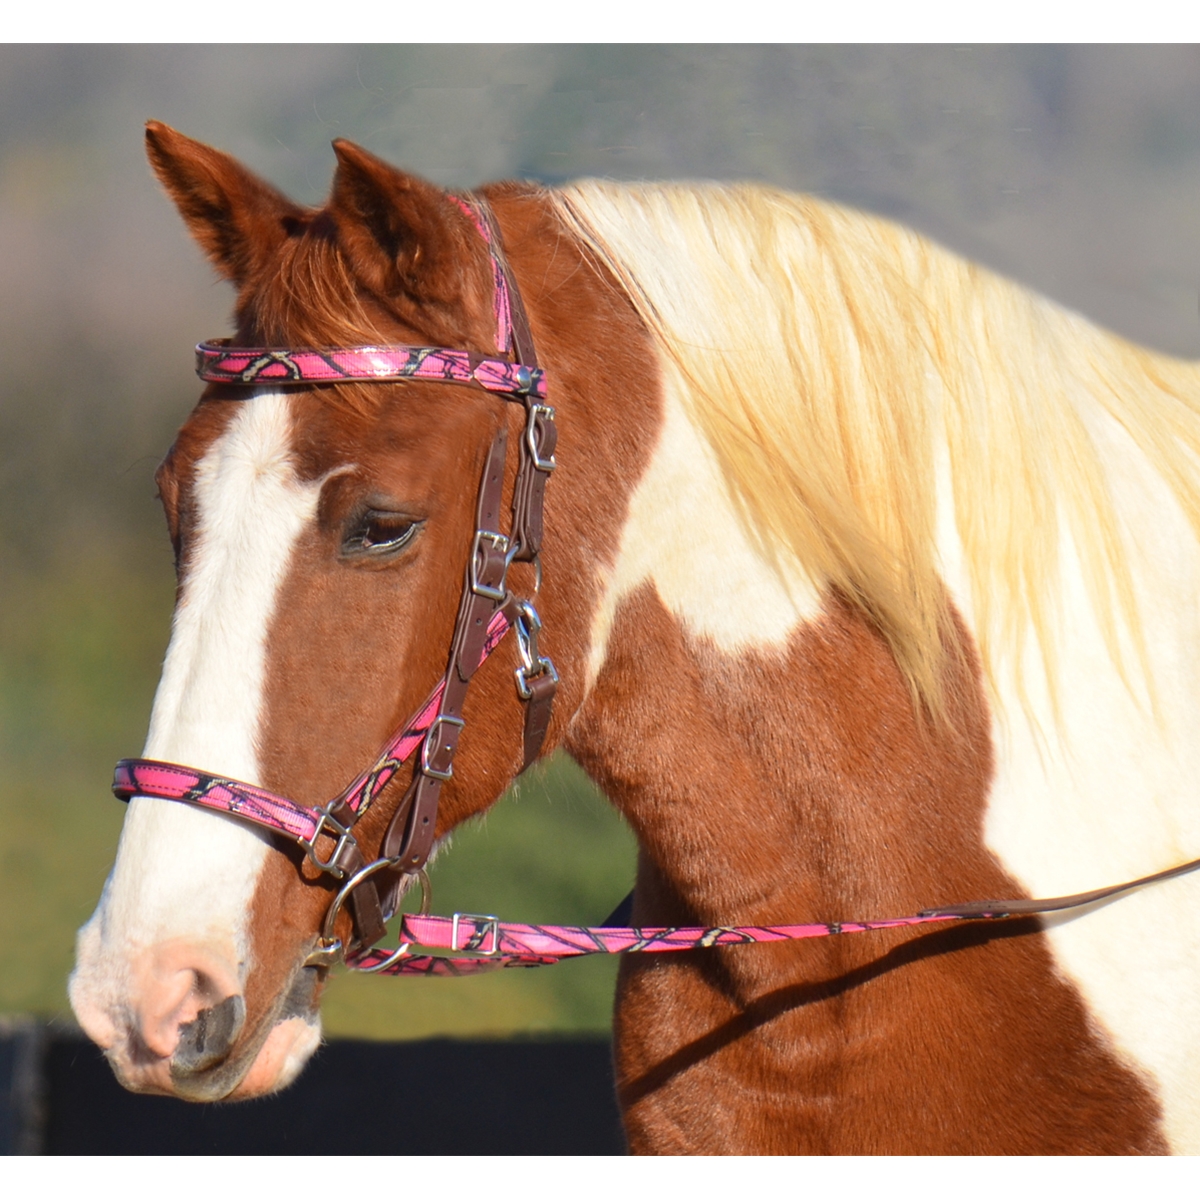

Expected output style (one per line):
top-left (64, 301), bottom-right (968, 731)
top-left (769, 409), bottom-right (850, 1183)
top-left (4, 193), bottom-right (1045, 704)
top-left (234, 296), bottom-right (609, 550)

top-left (524, 403), bottom-right (557, 472)
top-left (420, 714), bottom-right (465, 781)
top-left (304, 859), bottom-right (431, 970)
top-left (516, 656), bottom-right (559, 701)
top-left (303, 807), bottom-right (358, 879)
top-left (514, 599), bottom-right (543, 666)
top-left (451, 912), bottom-right (502, 956)
top-left (469, 529), bottom-right (510, 600)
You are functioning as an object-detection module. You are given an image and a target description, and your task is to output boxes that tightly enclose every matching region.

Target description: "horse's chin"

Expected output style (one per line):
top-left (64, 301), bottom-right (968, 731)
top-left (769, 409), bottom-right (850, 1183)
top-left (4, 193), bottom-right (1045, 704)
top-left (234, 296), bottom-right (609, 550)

top-left (227, 1015), bottom-right (322, 1099)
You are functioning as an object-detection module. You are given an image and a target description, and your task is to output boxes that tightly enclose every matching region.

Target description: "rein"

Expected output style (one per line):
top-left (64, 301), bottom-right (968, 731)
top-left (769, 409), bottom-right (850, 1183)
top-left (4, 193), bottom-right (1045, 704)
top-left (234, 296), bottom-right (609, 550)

top-left (112, 192), bottom-right (1200, 978)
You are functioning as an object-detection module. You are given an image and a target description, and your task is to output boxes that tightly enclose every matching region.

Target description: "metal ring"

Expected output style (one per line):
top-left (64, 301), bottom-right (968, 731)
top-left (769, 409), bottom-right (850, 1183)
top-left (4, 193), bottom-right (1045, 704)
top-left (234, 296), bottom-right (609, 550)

top-left (320, 859), bottom-right (431, 946)
top-left (355, 942), bottom-right (414, 974)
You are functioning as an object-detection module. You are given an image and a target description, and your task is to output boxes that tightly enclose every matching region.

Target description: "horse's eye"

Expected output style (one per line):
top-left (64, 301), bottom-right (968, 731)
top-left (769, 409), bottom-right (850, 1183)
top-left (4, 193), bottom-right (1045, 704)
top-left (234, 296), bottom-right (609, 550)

top-left (343, 512), bottom-right (420, 558)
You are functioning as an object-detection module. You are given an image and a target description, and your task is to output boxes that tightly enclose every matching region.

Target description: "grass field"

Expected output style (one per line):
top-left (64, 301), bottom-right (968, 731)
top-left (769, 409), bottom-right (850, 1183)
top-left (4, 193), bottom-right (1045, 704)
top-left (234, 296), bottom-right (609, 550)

top-left (0, 552), bottom-right (636, 1037)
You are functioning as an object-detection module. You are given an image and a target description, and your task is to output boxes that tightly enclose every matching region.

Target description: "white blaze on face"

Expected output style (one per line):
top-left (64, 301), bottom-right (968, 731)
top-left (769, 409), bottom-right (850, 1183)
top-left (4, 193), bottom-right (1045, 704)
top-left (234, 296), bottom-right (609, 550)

top-left (70, 392), bottom-right (320, 1058)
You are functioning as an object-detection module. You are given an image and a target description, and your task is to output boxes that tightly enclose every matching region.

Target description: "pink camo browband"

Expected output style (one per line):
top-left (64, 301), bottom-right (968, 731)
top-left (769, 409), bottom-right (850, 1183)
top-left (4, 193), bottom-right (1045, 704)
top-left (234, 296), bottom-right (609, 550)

top-left (195, 341), bottom-right (546, 397)
top-left (194, 190), bottom-right (546, 397)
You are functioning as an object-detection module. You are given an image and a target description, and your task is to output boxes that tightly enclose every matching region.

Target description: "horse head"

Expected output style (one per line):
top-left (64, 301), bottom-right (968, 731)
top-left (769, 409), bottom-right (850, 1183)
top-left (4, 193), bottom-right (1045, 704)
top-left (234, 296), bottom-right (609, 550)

top-left (68, 123), bottom-right (655, 1100)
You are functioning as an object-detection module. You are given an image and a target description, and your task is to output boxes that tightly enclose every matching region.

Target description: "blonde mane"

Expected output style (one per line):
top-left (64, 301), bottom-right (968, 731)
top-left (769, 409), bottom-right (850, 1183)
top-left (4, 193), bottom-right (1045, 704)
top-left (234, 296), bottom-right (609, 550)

top-left (552, 181), bottom-right (1200, 718)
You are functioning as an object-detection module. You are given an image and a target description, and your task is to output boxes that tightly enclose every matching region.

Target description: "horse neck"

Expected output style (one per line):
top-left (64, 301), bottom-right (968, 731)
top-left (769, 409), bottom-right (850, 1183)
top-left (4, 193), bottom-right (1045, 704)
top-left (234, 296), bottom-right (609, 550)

top-left (567, 579), bottom-right (997, 932)
top-left (512, 190), bottom-right (991, 939)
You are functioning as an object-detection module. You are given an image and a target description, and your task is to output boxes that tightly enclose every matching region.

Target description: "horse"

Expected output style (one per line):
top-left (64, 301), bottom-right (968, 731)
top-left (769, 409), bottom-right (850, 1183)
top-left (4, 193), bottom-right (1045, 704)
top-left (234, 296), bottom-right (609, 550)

top-left (67, 120), bottom-right (1200, 1154)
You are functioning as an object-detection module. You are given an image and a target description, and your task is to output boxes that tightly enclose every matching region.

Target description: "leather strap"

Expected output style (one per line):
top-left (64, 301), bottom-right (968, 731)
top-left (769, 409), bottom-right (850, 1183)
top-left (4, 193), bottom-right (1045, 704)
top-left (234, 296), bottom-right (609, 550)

top-left (520, 670), bottom-right (557, 767)
top-left (482, 205), bottom-right (555, 565)
top-left (475, 201), bottom-right (537, 366)
top-left (359, 197), bottom-right (558, 938)
top-left (916, 854), bottom-right (1200, 918)
top-left (510, 403), bottom-right (556, 563)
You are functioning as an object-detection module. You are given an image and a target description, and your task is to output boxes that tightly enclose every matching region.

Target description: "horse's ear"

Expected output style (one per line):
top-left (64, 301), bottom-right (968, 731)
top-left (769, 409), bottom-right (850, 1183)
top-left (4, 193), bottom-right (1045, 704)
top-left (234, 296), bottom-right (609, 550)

top-left (145, 120), bottom-right (304, 287)
top-left (328, 139), bottom-right (478, 305)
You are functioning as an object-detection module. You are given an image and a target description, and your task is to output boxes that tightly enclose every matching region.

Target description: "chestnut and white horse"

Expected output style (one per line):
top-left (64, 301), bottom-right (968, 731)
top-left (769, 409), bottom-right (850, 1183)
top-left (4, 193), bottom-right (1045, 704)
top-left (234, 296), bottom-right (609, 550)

top-left (70, 122), bottom-right (1200, 1153)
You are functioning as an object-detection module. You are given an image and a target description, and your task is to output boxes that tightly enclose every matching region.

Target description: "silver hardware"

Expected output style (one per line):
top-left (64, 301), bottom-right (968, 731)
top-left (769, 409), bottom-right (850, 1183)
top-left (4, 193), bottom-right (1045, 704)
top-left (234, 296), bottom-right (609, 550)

top-left (513, 600), bottom-right (558, 700)
top-left (420, 714), bottom-right (465, 781)
top-left (469, 529), bottom-right (510, 600)
top-left (516, 656), bottom-right (558, 700)
top-left (451, 912), bottom-right (502, 956)
top-left (302, 807), bottom-right (358, 879)
top-left (501, 543), bottom-right (543, 594)
top-left (355, 941), bottom-right (413, 973)
top-left (524, 404), bottom-right (557, 472)
top-left (513, 600), bottom-right (543, 671)
top-left (303, 939), bottom-right (344, 970)
top-left (304, 860), bottom-right (431, 969)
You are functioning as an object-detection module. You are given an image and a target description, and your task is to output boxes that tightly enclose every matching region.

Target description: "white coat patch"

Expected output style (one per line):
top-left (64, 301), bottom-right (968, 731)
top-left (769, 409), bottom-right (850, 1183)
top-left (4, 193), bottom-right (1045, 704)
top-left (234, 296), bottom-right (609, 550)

top-left (937, 411), bottom-right (1200, 1153)
top-left (586, 369), bottom-right (822, 687)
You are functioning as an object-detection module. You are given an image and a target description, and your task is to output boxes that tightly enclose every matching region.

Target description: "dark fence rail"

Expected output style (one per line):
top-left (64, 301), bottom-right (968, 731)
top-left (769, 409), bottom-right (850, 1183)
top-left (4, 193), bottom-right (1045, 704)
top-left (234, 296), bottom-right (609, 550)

top-left (2, 1020), bottom-right (625, 1154)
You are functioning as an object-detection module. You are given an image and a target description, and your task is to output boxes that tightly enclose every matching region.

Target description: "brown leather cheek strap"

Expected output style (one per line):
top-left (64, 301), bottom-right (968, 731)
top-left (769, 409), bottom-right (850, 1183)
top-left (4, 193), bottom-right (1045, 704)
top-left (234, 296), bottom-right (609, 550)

top-left (341, 196), bottom-right (559, 951)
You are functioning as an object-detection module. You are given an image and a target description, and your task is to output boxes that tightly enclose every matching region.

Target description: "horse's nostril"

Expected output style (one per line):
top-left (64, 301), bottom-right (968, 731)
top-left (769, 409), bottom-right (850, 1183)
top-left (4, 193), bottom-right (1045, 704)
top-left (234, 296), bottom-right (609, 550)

top-left (170, 993), bottom-right (246, 1076)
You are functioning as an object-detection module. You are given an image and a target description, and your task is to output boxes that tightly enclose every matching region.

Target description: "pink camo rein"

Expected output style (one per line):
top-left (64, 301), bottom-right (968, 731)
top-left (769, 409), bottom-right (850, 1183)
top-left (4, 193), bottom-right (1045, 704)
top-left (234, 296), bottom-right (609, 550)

top-left (349, 911), bottom-right (967, 977)
top-left (346, 850), bottom-right (1200, 977)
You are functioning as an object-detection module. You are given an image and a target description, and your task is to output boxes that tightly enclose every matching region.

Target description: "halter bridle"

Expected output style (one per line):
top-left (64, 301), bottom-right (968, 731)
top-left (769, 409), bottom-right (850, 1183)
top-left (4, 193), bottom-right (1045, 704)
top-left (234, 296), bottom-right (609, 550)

top-left (113, 191), bottom-right (1200, 979)
top-left (115, 194), bottom-right (559, 964)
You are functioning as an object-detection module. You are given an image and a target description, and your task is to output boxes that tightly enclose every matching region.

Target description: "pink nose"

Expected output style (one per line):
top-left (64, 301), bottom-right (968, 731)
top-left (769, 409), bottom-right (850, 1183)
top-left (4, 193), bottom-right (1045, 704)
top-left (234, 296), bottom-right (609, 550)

top-left (130, 943), bottom-right (245, 1071)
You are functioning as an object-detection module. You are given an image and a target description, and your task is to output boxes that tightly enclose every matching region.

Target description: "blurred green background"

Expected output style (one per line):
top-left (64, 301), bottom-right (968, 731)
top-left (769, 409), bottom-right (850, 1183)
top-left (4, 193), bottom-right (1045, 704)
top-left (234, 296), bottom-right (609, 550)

top-left (4, 45), bottom-right (1200, 1038)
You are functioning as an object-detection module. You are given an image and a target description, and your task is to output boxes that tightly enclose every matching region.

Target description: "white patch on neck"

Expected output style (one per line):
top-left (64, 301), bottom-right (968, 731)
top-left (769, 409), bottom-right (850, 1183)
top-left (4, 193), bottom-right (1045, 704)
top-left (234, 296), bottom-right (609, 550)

top-left (585, 371), bottom-right (822, 688)
top-left (936, 411), bottom-right (1200, 1153)
top-left (71, 393), bottom-right (319, 1013)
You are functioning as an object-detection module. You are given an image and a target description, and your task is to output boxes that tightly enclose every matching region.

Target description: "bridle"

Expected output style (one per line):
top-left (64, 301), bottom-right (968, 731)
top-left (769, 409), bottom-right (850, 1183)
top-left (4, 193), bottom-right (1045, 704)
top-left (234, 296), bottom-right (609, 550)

top-left (115, 193), bottom-right (559, 966)
top-left (112, 192), bottom-right (1200, 978)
